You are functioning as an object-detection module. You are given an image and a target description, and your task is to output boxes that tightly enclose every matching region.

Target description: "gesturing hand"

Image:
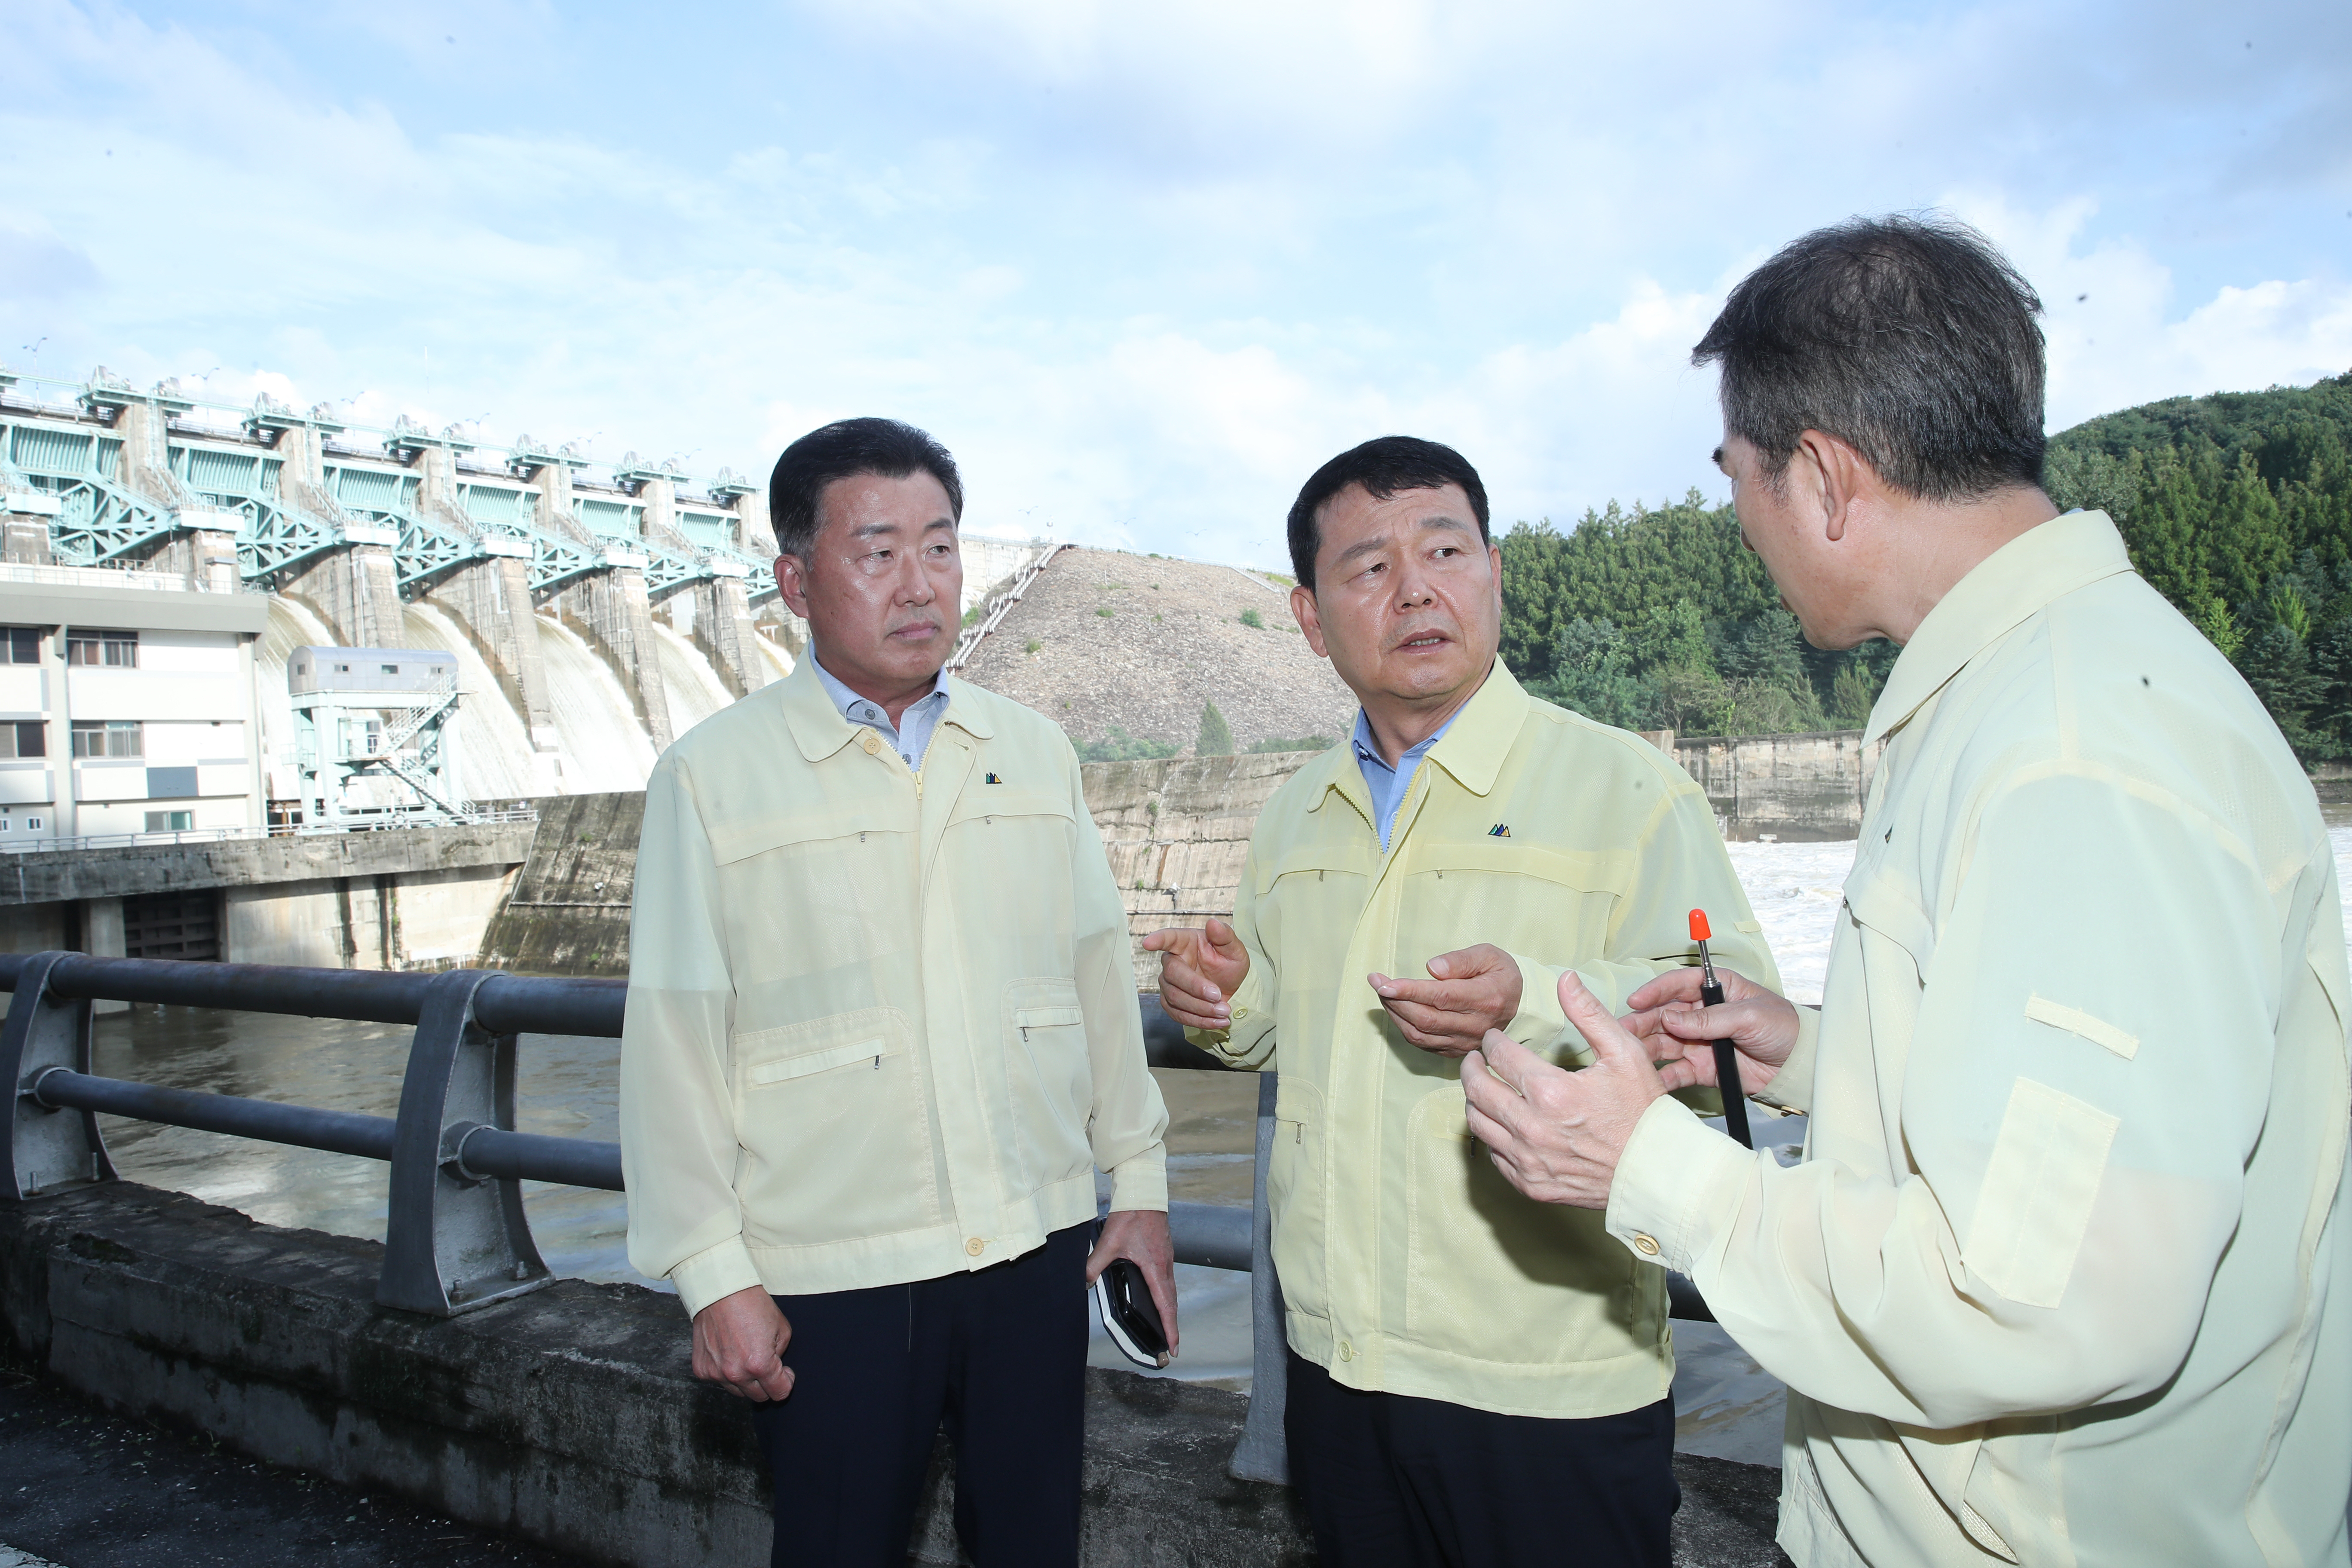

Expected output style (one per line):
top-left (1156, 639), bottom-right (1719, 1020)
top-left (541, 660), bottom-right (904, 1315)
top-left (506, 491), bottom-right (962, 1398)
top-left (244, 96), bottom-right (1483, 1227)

top-left (692, 1284), bottom-right (796, 1402)
top-left (1088, 1209), bottom-right (1180, 1355)
top-left (1370, 944), bottom-right (1524, 1058)
top-left (1461, 971), bottom-right (1667, 1210)
top-left (1142, 917), bottom-right (1251, 1032)
top-left (1620, 964), bottom-right (1799, 1099)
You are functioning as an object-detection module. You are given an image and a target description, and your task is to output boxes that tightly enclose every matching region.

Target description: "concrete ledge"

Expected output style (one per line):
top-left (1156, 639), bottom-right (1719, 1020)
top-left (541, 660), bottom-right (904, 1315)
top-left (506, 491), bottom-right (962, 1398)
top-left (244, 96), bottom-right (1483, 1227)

top-left (0, 821), bottom-right (538, 905)
top-left (0, 1182), bottom-right (1787, 1565)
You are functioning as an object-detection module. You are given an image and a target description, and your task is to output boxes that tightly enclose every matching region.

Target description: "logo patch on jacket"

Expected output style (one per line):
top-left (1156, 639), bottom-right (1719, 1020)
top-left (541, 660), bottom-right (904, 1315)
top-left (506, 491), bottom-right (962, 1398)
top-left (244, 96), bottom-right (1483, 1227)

top-left (1488, 823), bottom-right (1511, 837)
top-left (986, 772), bottom-right (1001, 784)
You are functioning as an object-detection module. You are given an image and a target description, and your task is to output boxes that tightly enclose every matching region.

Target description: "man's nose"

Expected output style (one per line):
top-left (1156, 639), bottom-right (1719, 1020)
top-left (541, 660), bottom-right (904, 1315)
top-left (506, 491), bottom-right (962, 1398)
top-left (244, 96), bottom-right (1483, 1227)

top-left (1392, 565), bottom-right (1437, 608)
top-left (895, 556), bottom-right (935, 603)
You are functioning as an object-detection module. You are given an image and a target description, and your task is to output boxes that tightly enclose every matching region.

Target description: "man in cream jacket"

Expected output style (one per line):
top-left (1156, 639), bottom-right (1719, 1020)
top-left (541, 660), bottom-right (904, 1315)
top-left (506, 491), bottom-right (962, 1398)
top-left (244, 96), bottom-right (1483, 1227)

top-left (621, 417), bottom-right (1173, 1568)
top-left (1150, 435), bottom-right (1778, 1567)
top-left (1465, 217), bottom-right (2352, 1566)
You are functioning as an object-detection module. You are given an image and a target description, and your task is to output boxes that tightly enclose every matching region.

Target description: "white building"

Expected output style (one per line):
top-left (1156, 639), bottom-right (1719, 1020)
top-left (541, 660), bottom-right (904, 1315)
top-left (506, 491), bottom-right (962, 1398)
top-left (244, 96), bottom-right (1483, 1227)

top-left (0, 564), bottom-right (270, 845)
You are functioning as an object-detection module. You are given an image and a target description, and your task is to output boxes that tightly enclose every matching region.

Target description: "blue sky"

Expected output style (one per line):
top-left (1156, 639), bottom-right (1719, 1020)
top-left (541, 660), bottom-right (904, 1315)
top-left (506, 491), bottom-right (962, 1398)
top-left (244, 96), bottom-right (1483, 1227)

top-left (6, 0), bottom-right (2349, 567)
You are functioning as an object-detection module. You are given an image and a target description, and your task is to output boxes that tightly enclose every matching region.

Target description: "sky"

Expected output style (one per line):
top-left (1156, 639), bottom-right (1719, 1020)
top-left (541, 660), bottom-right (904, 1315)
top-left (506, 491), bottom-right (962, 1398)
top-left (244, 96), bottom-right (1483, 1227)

top-left (4, 0), bottom-right (2349, 568)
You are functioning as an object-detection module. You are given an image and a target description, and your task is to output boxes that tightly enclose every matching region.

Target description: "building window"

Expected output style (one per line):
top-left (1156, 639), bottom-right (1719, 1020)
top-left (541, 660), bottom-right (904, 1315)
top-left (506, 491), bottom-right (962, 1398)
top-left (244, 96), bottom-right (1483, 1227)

top-left (0, 722), bottom-right (43, 758)
top-left (5, 628), bottom-right (42, 664)
top-left (144, 810), bottom-right (196, 832)
top-left (69, 720), bottom-right (143, 758)
top-left (66, 630), bottom-right (138, 668)
top-left (22, 816), bottom-right (41, 832)
top-left (382, 664), bottom-right (399, 674)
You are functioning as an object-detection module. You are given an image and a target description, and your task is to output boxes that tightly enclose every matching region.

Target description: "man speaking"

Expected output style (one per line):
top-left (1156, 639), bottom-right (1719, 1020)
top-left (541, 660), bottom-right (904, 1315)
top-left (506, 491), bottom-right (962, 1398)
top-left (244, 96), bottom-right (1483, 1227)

top-left (1150, 435), bottom-right (1776, 1566)
top-left (1465, 217), bottom-right (2352, 1566)
top-left (621, 417), bottom-right (1173, 1568)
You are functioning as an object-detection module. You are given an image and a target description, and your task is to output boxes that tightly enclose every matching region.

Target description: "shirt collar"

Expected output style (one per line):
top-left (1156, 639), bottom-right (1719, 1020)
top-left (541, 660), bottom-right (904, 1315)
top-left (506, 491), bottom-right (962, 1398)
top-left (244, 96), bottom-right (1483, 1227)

top-left (1311, 657), bottom-right (1529, 813)
top-left (808, 654), bottom-right (947, 730)
top-left (778, 653), bottom-right (985, 763)
top-left (1864, 509), bottom-right (2136, 747)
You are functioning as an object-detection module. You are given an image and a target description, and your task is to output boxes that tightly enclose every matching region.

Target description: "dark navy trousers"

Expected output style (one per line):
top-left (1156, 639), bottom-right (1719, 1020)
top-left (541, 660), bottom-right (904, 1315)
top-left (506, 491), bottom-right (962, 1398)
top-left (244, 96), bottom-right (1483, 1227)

top-left (750, 1223), bottom-right (1091, 1568)
top-left (1286, 1351), bottom-right (1681, 1567)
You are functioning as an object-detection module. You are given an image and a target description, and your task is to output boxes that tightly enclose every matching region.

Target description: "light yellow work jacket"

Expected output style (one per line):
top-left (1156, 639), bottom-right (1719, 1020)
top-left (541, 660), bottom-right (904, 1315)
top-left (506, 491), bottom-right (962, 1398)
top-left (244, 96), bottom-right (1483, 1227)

top-left (1608, 512), bottom-right (2352, 1566)
top-left (621, 658), bottom-right (1169, 1319)
top-left (1192, 660), bottom-right (1779, 1418)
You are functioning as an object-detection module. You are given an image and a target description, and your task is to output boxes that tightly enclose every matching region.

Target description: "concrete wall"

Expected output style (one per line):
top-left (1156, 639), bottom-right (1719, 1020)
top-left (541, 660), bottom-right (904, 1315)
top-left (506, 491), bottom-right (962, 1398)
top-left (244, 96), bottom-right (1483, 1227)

top-left (0, 1183), bottom-right (1318, 1568)
top-left (1672, 729), bottom-right (1883, 842)
top-left (222, 862), bottom-right (518, 970)
top-left (475, 792), bottom-right (642, 974)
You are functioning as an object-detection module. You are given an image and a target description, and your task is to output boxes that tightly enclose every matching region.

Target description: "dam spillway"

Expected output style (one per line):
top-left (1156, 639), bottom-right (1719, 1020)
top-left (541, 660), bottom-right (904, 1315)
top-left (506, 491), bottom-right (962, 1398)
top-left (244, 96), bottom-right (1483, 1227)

top-left (0, 368), bottom-right (1057, 817)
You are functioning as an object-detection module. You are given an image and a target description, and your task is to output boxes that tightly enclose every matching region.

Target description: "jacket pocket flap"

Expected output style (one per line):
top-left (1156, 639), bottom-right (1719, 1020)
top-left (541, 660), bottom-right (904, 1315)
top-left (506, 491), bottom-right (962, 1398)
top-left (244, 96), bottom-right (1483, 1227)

top-left (949, 789), bottom-right (1073, 826)
top-left (747, 1037), bottom-right (893, 1085)
top-left (1399, 839), bottom-right (1632, 891)
top-left (1258, 845), bottom-right (1375, 894)
top-left (1274, 1075), bottom-right (1322, 1125)
top-left (1014, 1004), bottom-right (1086, 1029)
top-left (709, 806), bottom-right (901, 865)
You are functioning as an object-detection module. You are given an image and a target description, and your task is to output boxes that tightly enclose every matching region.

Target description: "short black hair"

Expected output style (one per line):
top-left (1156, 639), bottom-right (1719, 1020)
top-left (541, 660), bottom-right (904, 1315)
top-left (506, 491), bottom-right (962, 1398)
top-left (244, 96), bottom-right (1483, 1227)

top-left (1692, 214), bottom-right (2047, 501)
top-left (1286, 436), bottom-right (1490, 590)
top-left (767, 417), bottom-right (964, 558)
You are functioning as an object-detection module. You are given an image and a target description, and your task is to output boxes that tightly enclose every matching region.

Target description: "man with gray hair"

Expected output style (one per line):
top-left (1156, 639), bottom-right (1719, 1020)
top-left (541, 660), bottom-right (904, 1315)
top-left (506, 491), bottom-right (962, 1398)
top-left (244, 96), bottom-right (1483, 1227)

top-left (1462, 217), bottom-right (2352, 1565)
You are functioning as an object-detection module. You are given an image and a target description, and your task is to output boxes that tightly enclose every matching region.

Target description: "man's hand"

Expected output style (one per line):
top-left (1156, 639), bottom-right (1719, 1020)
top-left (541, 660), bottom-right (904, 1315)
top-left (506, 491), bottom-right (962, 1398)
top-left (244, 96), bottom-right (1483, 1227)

top-left (1369, 943), bottom-right (1523, 1058)
top-left (1142, 917), bottom-right (1251, 1032)
top-left (1088, 1209), bottom-right (1180, 1355)
top-left (1620, 965), bottom-right (1800, 1099)
top-left (691, 1285), bottom-right (796, 1402)
top-left (1461, 971), bottom-right (1667, 1210)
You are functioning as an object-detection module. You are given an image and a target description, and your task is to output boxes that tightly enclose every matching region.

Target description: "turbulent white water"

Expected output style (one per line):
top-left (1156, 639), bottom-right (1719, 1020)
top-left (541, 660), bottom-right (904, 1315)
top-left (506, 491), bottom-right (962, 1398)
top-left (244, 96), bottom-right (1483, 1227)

top-left (536, 615), bottom-right (660, 792)
top-left (650, 619), bottom-right (736, 738)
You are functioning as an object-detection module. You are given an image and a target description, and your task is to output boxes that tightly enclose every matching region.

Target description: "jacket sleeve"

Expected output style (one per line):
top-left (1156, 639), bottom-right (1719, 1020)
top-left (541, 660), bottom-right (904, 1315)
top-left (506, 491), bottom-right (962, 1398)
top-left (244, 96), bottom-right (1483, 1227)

top-left (619, 753), bottom-right (760, 1319)
top-left (1607, 767), bottom-right (2294, 1427)
top-left (1184, 837), bottom-right (1280, 1070)
top-left (1506, 772), bottom-right (1783, 1057)
top-left (1064, 744), bottom-right (1170, 1212)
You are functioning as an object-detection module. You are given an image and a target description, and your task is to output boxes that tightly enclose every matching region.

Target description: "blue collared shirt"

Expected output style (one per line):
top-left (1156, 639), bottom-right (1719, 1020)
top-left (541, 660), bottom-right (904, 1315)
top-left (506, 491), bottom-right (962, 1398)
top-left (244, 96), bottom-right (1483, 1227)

top-left (810, 655), bottom-right (951, 773)
top-left (1353, 707), bottom-right (1462, 851)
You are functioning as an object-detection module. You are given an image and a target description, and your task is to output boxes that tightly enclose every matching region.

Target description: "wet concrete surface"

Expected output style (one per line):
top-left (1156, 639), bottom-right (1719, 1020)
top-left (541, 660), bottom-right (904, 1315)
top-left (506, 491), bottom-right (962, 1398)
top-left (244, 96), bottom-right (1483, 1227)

top-left (0, 1341), bottom-right (578, 1568)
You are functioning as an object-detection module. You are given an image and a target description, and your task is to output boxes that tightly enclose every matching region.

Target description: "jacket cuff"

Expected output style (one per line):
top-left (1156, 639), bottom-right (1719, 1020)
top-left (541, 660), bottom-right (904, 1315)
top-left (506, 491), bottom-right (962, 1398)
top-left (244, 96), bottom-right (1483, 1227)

top-left (670, 1235), bottom-right (767, 1320)
top-left (1755, 1004), bottom-right (1821, 1113)
top-left (1185, 969), bottom-right (1276, 1066)
top-left (1106, 1145), bottom-right (1169, 1212)
top-left (1605, 1094), bottom-right (1749, 1276)
top-left (1501, 952), bottom-right (1573, 1056)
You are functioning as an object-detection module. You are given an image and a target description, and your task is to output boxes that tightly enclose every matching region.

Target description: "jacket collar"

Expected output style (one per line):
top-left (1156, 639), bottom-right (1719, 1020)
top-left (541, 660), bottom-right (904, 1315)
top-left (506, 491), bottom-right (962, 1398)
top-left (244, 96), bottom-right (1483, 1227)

top-left (1864, 509), bottom-right (2135, 747)
top-left (777, 654), bottom-right (994, 764)
top-left (1306, 656), bottom-right (1528, 817)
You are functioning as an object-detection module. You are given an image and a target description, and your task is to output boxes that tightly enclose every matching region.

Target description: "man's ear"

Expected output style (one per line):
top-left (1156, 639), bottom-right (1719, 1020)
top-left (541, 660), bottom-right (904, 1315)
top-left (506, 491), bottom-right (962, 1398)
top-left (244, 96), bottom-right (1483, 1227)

top-left (1290, 583), bottom-right (1328, 660)
top-left (776, 553), bottom-right (813, 621)
top-left (1795, 430), bottom-right (1871, 544)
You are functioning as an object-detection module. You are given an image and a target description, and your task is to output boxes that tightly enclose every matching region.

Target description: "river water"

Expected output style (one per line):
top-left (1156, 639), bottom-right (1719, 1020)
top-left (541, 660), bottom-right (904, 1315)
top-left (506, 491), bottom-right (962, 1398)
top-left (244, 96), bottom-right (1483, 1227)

top-left (86, 827), bottom-right (2352, 1466)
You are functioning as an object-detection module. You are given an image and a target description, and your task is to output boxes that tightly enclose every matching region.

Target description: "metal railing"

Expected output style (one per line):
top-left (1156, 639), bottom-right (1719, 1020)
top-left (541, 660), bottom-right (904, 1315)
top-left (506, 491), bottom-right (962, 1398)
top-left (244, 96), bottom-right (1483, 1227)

top-left (0, 951), bottom-right (1709, 1487)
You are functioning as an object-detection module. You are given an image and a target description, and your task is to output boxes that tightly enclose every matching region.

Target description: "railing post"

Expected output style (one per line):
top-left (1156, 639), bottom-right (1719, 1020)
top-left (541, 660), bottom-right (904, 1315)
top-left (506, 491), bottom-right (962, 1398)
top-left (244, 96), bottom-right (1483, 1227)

top-left (1228, 1069), bottom-right (1289, 1484)
top-left (378, 968), bottom-right (553, 1315)
top-left (2, 952), bottom-right (116, 1202)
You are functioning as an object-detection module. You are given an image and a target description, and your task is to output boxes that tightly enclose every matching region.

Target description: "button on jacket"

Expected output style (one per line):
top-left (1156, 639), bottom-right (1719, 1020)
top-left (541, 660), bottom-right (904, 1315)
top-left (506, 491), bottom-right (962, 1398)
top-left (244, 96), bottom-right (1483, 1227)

top-left (1191, 661), bottom-right (1780, 1419)
top-left (621, 658), bottom-right (1170, 1319)
top-left (1607, 512), bottom-right (2352, 1567)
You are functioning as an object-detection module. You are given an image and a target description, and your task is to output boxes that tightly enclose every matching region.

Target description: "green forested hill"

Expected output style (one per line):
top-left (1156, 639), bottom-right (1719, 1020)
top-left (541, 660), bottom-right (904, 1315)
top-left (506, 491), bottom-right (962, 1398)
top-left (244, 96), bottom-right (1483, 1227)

top-left (1499, 370), bottom-right (2352, 755)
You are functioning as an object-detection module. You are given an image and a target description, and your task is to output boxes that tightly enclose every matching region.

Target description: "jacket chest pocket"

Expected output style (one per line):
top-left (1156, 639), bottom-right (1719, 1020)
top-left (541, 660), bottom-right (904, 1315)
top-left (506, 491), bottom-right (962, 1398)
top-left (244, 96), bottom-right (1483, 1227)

top-left (731, 1005), bottom-right (939, 1243)
top-left (1394, 840), bottom-right (1629, 959)
top-left (711, 805), bottom-right (912, 983)
top-left (1000, 979), bottom-right (1094, 1191)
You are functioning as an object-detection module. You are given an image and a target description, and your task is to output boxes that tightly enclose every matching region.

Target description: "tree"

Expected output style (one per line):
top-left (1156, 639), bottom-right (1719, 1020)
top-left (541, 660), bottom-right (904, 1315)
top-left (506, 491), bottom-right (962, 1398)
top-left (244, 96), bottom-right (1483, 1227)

top-left (1194, 701), bottom-right (1234, 757)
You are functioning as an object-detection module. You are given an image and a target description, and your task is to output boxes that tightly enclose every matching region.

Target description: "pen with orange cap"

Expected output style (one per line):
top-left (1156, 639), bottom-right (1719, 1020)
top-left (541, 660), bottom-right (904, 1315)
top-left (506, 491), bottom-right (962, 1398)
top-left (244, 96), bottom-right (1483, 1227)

top-left (1688, 910), bottom-right (1753, 1148)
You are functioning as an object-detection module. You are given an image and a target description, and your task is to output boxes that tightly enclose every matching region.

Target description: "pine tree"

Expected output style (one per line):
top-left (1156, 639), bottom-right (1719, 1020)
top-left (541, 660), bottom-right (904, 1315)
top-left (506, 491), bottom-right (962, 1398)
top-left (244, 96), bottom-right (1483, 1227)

top-left (1194, 701), bottom-right (1234, 757)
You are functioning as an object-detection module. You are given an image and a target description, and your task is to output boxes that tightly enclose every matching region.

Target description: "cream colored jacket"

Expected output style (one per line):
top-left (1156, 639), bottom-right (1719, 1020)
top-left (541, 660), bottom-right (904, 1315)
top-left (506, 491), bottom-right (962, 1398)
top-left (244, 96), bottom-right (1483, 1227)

top-left (621, 658), bottom-right (1169, 1318)
top-left (1191, 661), bottom-right (1779, 1418)
top-left (1608, 512), bottom-right (2352, 1566)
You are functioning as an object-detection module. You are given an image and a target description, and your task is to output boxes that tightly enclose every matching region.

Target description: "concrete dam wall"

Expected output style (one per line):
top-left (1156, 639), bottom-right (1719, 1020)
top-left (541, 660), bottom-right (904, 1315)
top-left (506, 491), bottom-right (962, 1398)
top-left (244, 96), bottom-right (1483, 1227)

top-left (480, 734), bottom-right (1870, 977)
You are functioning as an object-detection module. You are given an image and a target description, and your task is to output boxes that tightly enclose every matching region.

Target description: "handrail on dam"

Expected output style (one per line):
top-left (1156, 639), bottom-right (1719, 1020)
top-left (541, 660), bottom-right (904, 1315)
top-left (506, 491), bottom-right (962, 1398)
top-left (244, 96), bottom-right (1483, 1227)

top-left (0, 949), bottom-right (1713, 1487)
